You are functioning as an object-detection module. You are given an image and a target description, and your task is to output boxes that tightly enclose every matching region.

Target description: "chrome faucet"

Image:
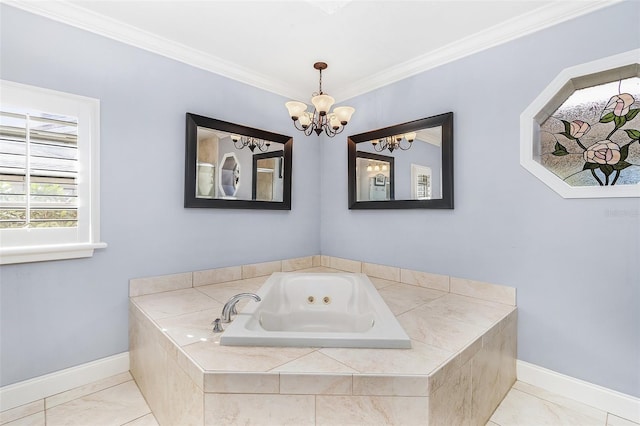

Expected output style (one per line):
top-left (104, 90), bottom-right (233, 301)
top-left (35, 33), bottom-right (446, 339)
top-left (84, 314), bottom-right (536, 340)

top-left (221, 292), bottom-right (261, 323)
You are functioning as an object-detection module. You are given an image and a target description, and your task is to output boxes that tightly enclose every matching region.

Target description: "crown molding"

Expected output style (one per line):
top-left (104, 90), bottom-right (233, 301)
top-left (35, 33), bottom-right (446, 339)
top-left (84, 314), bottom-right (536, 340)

top-left (2, 0), bottom-right (300, 100)
top-left (335, 0), bottom-right (624, 101)
top-left (3, 0), bottom-right (623, 102)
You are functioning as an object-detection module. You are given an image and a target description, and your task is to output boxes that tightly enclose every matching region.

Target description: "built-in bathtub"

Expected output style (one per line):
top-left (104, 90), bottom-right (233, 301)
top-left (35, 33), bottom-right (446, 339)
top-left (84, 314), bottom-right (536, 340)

top-left (129, 257), bottom-right (517, 425)
top-left (220, 272), bottom-right (412, 349)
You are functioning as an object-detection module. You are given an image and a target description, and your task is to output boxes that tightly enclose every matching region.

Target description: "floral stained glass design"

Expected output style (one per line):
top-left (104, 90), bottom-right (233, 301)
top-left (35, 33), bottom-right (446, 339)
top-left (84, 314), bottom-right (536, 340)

top-left (540, 77), bottom-right (639, 186)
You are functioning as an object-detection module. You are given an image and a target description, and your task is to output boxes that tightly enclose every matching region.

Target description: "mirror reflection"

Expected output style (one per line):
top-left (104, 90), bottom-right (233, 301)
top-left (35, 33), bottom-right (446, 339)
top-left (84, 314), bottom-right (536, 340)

top-left (348, 112), bottom-right (453, 209)
top-left (196, 127), bottom-right (284, 201)
top-left (185, 114), bottom-right (292, 209)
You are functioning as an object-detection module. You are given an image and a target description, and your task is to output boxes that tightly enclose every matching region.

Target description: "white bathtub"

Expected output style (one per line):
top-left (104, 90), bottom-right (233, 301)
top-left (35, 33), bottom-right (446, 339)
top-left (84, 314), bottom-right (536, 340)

top-left (220, 272), bottom-right (412, 349)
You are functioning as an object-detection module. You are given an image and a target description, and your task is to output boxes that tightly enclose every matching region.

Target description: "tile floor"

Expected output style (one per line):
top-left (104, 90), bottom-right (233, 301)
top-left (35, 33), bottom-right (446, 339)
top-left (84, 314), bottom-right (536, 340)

top-left (2, 373), bottom-right (637, 426)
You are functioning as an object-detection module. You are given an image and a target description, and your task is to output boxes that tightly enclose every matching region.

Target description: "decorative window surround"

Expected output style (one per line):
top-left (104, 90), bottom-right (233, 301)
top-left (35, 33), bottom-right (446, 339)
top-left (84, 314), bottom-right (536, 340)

top-left (520, 49), bottom-right (640, 198)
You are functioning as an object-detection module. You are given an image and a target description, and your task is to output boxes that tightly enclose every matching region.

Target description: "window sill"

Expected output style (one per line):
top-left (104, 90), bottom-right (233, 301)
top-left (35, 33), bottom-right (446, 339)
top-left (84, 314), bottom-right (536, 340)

top-left (0, 242), bottom-right (108, 265)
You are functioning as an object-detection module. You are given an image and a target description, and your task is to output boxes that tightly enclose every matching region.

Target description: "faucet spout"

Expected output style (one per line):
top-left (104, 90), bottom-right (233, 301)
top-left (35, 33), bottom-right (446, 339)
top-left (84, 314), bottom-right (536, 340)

top-left (221, 292), bottom-right (261, 323)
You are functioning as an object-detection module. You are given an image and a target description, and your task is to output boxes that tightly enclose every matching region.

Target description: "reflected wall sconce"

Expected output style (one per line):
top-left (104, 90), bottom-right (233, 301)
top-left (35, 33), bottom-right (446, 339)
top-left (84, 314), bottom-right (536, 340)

top-left (372, 132), bottom-right (417, 153)
top-left (231, 135), bottom-right (270, 152)
top-left (285, 62), bottom-right (355, 137)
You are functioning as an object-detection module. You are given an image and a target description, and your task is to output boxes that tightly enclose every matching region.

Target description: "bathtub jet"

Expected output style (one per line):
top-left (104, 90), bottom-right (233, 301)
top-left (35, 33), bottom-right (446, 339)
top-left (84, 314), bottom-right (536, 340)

top-left (219, 272), bottom-right (412, 349)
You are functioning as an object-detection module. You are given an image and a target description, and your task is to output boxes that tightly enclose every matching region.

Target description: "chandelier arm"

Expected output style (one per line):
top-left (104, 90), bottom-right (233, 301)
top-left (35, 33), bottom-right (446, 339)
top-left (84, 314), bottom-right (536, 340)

top-left (292, 120), bottom-right (308, 132)
top-left (399, 139), bottom-right (412, 150)
top-left (234, 139), bottom-right (245, 150)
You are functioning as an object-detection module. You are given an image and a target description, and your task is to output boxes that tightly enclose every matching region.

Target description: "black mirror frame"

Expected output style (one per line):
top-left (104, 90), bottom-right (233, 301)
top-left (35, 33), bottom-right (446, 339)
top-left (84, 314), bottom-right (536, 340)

top-left (184, 113), bottom-right (292, 209)
top-left (348, 112), bottom-right (454, 209)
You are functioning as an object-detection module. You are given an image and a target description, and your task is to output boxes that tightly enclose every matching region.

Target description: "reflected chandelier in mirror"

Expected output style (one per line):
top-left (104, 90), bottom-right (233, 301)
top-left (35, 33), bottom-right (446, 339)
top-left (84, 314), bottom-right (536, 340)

top-left (184, 113), bottom-right (292, 209)
top-left (348, 112), bottom-right (453, 209)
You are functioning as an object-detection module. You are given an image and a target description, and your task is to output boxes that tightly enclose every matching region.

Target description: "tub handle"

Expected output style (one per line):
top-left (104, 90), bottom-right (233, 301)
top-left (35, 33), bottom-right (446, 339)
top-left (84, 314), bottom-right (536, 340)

top-left (212, 318), bottom-right (224, 333)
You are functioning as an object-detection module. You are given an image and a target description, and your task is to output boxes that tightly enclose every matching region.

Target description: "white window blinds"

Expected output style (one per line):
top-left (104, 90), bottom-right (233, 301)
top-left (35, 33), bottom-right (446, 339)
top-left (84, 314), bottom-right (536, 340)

top-left (0, 109), bottom-right (79, 229)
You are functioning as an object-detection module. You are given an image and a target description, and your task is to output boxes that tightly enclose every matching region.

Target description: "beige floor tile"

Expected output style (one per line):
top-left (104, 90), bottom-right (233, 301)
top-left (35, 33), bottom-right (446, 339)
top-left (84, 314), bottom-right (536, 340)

top-left (400, 269), bottom-right (450, 292)
top-left (398, 307), bottom-right (485, 352)
top-left (272, 351), bottom-right (356, 373)
top-left (282, 256), bottom-right (314, 271)
top-left (0, 400), bottom-right (43, 425)
top-left (513, 381), bottom-right (609, 421)
top-left (46, 372), bottom-right (133, 409)
top-left (362, 262), bottom-right (401, 281)
top-left (422, 293), bottom-right (514, 328)
top-left (129, 272), bottom-right (192, 297)
top-left (183, 340), bottom-right (316, 372)
top-left (45, 381), bottom-right (151, 426)
top-left (320, 340), bottom-right (453, 375)
top-left (2, 412), bottom-right (44, 426)
top-left (205, 393), bottom-right (315, 425)
top-left (295, 266), bottom-right (342, 273)
top-left (316, 395), bottom-right (429, 426)
top-left (132, 288), bottom-right (219, 319)
top-left (608, 413), bottom-right (640, 426)
top-left (489, 388), bottom-right (605, 426)
top-left (122, 413), bottom-right (160, 426)
top-left (155, 307), bottom-right (223, 346)
top-left (377, 284), bottom-right (447, 315)
top-left (195, 277), bottom-right (266, 304)
top-left (368, 276), bottom-right (400, 290)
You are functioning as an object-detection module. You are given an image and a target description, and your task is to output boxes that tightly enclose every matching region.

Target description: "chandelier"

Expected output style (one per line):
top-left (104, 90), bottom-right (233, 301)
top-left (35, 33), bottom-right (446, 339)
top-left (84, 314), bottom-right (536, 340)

top-left (231, 135), bottom-right (270, 152)
top-left (371, 132), bottom-right (417, 153)
top-left (285, 62), bottom-right (355, 137)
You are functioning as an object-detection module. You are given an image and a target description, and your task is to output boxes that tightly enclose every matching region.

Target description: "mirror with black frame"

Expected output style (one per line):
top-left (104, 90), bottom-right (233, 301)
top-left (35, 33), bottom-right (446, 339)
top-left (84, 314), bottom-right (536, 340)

top-left (185, 113), bottom-right (292, 209)
top-left (348, 112), bottom-right (453, 209)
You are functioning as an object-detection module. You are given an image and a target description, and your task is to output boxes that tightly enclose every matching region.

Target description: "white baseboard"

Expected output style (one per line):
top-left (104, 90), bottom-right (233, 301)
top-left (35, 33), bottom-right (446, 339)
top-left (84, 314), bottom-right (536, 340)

top-left (0, 352), bottom-right (130, 412)
top-left (517, 360), bottom-right (640, 423)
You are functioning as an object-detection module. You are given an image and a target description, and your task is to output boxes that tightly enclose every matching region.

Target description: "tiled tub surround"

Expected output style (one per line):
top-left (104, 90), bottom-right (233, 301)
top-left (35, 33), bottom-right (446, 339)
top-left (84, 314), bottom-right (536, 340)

top-left (129, 256), bottom-right (517, 425)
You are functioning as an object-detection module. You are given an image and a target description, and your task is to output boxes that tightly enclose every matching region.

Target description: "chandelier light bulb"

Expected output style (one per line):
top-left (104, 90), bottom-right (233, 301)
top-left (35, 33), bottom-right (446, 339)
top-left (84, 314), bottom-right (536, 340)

top-left (299, 112), bottom-right (312, 128)
top-left (333, 106), bottom-right (355, 125)
top-left (311, 94), bottom-right (335, 116)
top-left (285, 101), bottom-right (307, 121)
top-left (329, 114), bottom-right (341, 130)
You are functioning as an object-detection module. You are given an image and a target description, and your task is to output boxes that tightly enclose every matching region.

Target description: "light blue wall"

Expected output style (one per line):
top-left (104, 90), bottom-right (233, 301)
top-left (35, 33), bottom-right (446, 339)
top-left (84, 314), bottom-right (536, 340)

top-left (321, 1), bottom-right (639, 397)
top-left (0, 5), bottom-right (320, 386)
top-left (1, 2), bottom-right (638, 399)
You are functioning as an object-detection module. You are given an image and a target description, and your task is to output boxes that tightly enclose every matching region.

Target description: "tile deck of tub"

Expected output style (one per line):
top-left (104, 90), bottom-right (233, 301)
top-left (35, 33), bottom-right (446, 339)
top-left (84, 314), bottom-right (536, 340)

top-left (129, 256), bottom-right (517, 425)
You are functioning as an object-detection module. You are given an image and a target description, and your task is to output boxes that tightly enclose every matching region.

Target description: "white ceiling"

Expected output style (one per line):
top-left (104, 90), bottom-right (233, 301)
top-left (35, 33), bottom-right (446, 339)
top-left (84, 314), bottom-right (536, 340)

top-left (6, 0), bottom-right (620, 102)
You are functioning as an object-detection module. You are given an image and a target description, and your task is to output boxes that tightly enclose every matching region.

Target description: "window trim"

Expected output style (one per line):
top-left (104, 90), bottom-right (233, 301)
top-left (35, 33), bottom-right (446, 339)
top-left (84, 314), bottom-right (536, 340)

top-left (0, 80), bottom-right (106, 264)
top-left (520, 49), bottom-right (640, 199)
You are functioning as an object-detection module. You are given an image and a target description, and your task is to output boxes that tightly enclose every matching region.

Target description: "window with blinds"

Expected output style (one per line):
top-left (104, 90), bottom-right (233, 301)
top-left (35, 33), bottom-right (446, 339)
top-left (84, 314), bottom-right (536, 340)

top-left (0, 110), bottom-right (79, 229)
top-left (0, 80), bottom-right (105, 265)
